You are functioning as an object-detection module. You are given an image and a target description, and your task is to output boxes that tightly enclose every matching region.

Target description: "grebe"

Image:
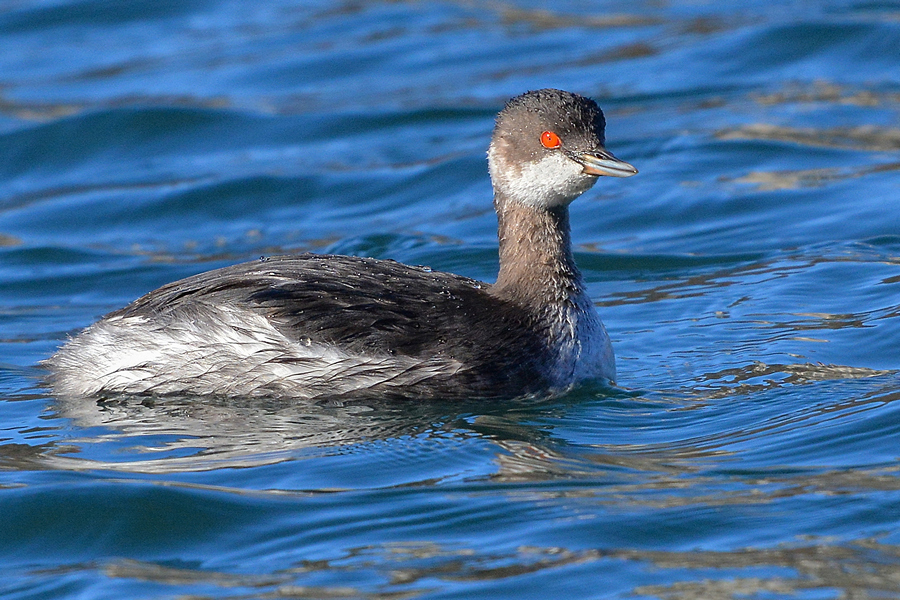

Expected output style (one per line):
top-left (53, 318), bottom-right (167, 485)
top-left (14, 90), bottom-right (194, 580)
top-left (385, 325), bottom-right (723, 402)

top-left (46, 89), bottom-right (637, 401)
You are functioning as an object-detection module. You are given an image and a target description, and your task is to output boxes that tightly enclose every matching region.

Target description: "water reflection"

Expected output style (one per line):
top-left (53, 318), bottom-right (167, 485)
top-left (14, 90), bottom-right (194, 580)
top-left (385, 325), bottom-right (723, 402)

top-left (5, 366), bottom-right (900, 599)
top-left (34, 386), bottom-right (727, 481)
top-left (44, 557), bottom-right (388, 600)
top-left (496, 7), bottom-right (660, 30)
top-left (79, 537), bottom-right (900, 599)
top-left (597, 251), bottom-right (896, 308)
top-left (728, 161), bottom-right (900, 191)
top-left (0, 391), bottom-right (699, 481)
top-left (627, 538), bottom-right (900, 599)
top-left (717, 123), bottom-right (900, 152)
top-left (693, 361), bottom-right (893, 397)
top-left (752, 80), bottom-right (900, 107)
top-left (9, 352), bottom-right (895, 489)
top-left (30, 393), bottom-right (486, 474)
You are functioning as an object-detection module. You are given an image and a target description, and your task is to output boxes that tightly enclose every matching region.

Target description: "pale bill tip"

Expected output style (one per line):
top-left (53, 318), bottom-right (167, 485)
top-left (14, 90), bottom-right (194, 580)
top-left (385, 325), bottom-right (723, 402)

top-left (579, 152), bottom-right (638, 178)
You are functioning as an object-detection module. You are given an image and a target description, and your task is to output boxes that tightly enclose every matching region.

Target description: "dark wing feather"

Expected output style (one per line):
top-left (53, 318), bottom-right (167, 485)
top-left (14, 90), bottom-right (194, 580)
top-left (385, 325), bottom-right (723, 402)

top-left (112, 254), bottom-right (550, 398)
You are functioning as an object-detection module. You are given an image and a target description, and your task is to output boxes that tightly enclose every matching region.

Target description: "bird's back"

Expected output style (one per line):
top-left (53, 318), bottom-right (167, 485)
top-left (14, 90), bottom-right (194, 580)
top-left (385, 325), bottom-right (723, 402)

top-left (46, 254), bottom-right (552, 400)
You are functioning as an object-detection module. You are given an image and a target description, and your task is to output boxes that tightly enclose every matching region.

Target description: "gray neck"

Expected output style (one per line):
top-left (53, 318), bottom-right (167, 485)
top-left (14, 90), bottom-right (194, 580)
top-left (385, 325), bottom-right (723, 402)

top-left (491, 193), bottom-right (585, 308)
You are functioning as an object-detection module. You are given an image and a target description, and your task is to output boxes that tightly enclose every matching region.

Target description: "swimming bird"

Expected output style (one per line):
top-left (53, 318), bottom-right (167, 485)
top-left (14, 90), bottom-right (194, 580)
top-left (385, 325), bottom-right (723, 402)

top-left (45, 89), bottom-right (637, 401)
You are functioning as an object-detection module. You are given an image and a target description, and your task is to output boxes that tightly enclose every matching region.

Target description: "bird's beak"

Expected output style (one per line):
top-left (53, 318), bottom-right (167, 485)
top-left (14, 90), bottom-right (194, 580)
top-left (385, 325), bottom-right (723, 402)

top-left (575, 149), bottom-right (638, 177)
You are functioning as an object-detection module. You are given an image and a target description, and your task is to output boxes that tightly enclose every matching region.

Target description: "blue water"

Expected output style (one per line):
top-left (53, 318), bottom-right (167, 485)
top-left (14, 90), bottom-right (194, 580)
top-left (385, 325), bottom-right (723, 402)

top-left (2, 1), bottom-right (900, 598)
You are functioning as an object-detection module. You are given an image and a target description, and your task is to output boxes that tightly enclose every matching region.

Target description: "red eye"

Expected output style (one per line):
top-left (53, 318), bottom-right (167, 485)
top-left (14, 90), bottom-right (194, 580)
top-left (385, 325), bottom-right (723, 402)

top-left (540, 130), bottom-right (561, 149)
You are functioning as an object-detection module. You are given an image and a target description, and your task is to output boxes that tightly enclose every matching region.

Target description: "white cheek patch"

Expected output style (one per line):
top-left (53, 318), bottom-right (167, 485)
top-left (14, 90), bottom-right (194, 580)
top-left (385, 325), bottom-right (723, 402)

top-left (489, 149), bottom-right (597, 209)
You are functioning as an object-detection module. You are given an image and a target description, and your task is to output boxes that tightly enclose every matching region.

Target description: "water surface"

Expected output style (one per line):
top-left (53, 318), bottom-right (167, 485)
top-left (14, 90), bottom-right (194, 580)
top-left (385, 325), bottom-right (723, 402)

top-left (1, 1), bottom-right (900, 598)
